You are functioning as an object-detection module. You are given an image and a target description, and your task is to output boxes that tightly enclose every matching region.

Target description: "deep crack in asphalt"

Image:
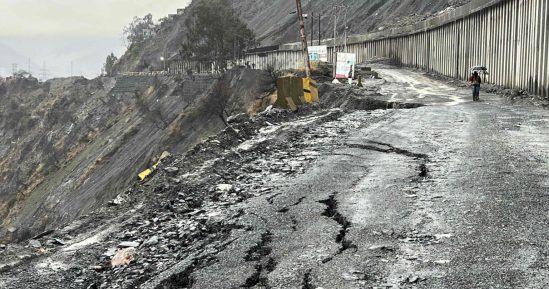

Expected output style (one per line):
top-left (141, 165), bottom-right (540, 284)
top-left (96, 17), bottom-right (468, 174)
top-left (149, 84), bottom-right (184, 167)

top-left (319, 192), bottom-right (356, 264)
top-left (347, 141), bottom-right (430, 180)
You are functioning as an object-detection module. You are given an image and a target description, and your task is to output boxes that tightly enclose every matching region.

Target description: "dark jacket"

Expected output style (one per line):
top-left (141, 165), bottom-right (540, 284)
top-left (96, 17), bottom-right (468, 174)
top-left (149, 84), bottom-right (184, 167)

top-left (469, 74), bottom-right (482, 86)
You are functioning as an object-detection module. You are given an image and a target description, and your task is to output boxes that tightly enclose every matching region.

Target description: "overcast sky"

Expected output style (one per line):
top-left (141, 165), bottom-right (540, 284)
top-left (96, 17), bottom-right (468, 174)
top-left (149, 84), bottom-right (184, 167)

top-left (0, 0), bottom-right (191, 78)
top-left (0, 0), bottom-right (191, 37)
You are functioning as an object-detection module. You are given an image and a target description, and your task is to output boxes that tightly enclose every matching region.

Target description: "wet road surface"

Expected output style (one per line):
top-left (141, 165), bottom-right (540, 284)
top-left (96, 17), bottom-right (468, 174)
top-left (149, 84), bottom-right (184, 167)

top-left (191, 68), bottom-right (549, 288)
top-left (2, 68), bottom-right (548, 289)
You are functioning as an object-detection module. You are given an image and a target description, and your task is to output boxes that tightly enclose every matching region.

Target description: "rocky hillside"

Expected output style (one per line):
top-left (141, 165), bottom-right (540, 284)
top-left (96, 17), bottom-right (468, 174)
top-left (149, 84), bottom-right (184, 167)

top-left (116, 0), bottom-right (470, 73)
top-left (0, 69), bottom-right (275, 242)
top-left (234, 0), bottom-right (470, 45)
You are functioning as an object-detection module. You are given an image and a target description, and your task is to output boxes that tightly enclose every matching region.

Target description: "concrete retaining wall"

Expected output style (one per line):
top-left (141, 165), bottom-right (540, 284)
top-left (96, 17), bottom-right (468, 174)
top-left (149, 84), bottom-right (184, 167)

top-left (245, 0), bottom-right (549, 97)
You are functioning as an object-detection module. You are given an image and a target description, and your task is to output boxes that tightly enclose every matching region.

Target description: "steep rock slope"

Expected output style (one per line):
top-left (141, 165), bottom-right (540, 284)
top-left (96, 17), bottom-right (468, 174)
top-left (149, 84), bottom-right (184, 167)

top-left (0, 69), bottom-right (274, 242)
top-left (235, 0), bottom-right (470, 45)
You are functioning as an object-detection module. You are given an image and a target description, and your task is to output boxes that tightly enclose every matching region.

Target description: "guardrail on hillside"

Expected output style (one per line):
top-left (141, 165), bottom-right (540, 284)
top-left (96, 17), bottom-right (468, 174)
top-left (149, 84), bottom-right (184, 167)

top-left (245, 0), bottom-right (549, 98)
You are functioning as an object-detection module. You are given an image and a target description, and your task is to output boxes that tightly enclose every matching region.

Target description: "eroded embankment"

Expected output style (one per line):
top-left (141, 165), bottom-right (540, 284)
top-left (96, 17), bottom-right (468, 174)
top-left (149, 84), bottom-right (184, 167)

top-left (0, 78), bottom-right (423, 288)
top-left (0, 68), bottom-right (275, 243)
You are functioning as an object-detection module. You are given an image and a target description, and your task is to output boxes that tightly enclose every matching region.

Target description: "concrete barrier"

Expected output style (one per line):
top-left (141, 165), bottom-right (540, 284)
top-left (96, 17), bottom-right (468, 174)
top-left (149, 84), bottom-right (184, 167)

top-left (245, 0), bottom-right (549, 98)
top-left (275, 76), bottom-right (319, 110)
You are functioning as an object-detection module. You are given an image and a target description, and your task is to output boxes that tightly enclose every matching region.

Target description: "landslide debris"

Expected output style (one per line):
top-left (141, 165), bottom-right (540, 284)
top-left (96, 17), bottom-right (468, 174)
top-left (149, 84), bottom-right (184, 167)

top-left (0, 79), bottom-right (407, 288)
top-left (0, 68), bottom-right (275, 243)
top-left (319, 82), bottom-right (424, 110)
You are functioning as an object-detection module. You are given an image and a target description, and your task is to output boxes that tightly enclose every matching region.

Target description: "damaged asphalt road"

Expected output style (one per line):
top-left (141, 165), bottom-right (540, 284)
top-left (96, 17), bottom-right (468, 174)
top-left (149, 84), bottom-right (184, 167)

top-left (2, 67), bottom-right (549, 288)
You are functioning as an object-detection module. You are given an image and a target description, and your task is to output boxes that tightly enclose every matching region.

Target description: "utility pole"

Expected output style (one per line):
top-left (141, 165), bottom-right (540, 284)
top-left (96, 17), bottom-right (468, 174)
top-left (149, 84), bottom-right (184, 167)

top-left (295, 0), bottom-right (311, 77)
top-left (318, 13), bottom-right (321, 45)
top-left (12, 63), bottom-right (18, 76)
top-left (343, 8), bottom-right (348, 52)
top-left (333, 10), bottom-right (337, 78)
top-left (40, 61), bottom-right (48, 81)
top-left (234, 35), bottom-right (237, 62)
top-left (311, 12), bottom-right (314, 47)
top-left (70, 61), bottom-right (73, 77)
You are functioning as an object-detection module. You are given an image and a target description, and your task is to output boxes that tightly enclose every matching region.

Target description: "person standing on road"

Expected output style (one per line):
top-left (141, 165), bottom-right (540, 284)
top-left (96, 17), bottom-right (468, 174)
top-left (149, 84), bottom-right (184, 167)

top-left (348, 65), bottom-right (354, 85)
top-left (469, 71), bottom-right (482, 101)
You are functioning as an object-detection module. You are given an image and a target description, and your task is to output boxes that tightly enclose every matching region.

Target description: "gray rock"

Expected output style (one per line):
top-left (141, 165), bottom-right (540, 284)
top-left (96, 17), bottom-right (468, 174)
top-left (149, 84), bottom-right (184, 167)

top-left (406, 275), bottom-right (420, 283)
top-left (110, 194), bottom-right (125, 206)
top-left (52, 238), bottom-right (66, 245)
top-left (215, 184), bottom-right (234, 192)
top-left (18, 255), bottom-right (32, 260)
top-left (164, 167), bottom-right (179, 174)
top-left (368, 244), bottom-right (395, 251)
top-left (118, 241), bottom-right (140, 248)
top-left (227, 113), bottom-right (250, 124)
top-left (144, 236), bottom-right (159, 246)
top-left (29, 240), bottom-right (41, 248)
top-left (7, 227), bottom-right (17, 233)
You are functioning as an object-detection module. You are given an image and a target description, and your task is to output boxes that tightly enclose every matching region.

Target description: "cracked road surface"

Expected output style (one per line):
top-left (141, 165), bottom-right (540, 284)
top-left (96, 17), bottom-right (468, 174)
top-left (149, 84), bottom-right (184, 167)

top-left (3, 67), bottom-right (548, 289)
top-left (188, 68), bottom-right (549, 288)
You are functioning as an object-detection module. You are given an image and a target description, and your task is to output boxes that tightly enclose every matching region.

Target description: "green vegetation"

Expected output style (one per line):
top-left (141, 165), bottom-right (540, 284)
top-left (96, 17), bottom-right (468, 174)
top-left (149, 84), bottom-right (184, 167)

top-left (104, 53), bottom-right (118, 77)
top-left (180, 0), bottom-right (256, 72)
top-left (123, 13), bottom-right (155, 47)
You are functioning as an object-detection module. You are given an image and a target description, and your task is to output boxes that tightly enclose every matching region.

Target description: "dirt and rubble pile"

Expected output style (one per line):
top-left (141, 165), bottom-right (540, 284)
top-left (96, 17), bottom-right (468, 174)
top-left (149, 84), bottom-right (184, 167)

top-left (319, 82), bottom-right (423, 111)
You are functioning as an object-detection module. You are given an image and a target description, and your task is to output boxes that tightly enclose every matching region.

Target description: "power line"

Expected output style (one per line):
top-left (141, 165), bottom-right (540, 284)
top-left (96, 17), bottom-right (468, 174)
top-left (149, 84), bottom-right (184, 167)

top-left (40, 61), bottom-right (49, 81)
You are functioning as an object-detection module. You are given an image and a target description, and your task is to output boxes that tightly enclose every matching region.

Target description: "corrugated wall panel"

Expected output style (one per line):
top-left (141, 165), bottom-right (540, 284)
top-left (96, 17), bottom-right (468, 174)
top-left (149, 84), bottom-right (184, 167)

top-left (245, 0), bottom-right (547, 97)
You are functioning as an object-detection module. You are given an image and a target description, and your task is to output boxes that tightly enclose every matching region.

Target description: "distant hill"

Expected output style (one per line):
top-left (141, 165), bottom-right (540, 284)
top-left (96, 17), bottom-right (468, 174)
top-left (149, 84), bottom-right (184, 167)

top-left (0, 37), bottom-right (125, 79)
top-left (115, 0), bottom-right (471, 73)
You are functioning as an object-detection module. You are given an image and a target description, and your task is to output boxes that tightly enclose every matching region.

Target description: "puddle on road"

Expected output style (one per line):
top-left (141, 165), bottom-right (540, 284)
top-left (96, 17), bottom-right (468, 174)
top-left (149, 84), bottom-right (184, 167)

top-left (377, 69), bottom-right (471, 106)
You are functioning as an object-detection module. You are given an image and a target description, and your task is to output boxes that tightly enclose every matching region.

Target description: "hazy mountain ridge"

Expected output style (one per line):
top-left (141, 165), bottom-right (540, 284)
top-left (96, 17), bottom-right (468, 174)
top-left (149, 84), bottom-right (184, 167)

top-left (0, 37), bottom-right (125, 79)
